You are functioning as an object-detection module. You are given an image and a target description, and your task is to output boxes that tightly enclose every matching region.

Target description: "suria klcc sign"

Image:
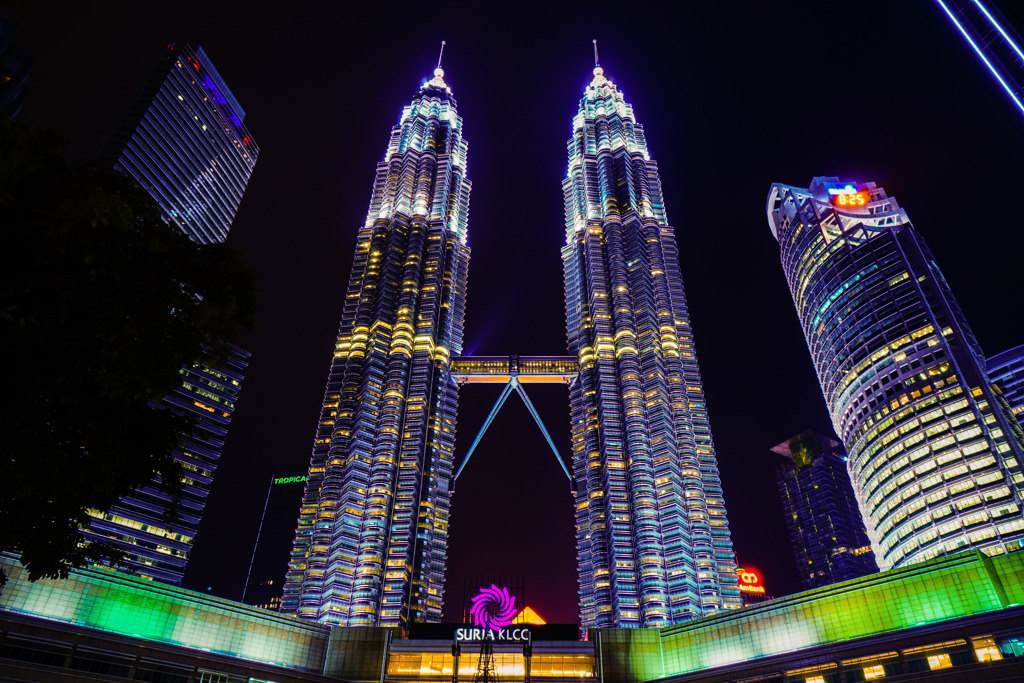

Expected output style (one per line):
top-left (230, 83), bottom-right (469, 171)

top-left (455, 585), bottom-right (531, 642)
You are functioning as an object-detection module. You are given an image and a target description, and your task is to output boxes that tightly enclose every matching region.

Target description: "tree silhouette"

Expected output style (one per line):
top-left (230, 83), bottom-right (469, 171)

top-left (0, 118), bottom-right (257, 582)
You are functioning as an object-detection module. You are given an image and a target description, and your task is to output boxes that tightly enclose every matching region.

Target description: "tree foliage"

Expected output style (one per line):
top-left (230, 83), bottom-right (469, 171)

top-left (0, 118), bottom-right (257, 581)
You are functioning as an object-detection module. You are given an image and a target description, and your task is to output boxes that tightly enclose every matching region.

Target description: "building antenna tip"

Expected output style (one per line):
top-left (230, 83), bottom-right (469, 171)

top-left (592, 39), bottom-right (599, 67)
top-left (437, 41), bottom-right (446, 70)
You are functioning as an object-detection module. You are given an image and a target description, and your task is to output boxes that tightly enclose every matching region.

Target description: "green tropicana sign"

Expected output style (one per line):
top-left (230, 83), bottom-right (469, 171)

top-left (274, 475), bottom-right (307, 485)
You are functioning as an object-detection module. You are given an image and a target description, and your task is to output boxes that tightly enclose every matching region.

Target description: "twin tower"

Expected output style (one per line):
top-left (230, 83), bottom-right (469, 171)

top-left (279, 61), bottom-right (741, 629)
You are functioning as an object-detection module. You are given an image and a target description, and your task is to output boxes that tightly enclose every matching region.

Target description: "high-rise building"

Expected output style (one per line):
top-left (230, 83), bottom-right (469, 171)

top-left (101, 42), bottom-right (258, 244)
top-left (770, 430), bottom-right (877, 590)
top-left (562, 62), bottom-right (740, 628)
top-left (767, 178), bottom-right (1024, 570)
top-left (0, 18), bottom-right (33, 120)
top-left (84, 43), bottom-right (257, 584)
top-left (281, 63), bottom-right (470, 628)
top-left (988, 344), bottom-right (1024, 419)
top-left (81, 349), bottom-right (250, 583)
top-left (242, 473), bottom-right (308, 610)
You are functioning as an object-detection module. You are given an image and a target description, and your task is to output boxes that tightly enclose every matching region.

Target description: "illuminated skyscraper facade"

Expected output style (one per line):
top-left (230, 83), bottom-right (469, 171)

top-left (102, 42), bottom-right (257, 244)
top-left (282, 66), bottom-right (470, 628)
top-left (988, 344), bottom-right (1024, 420)
top-left (562, 65), bottom-right (740, 627)
top-left (771, 430), bottom-right (878, 590)
top-left (81, 350), bottom-right (249, 583)
top-left (87, 43), bottom-right (255, 584)
top-left (767, 178), bottom-right (1024, 570)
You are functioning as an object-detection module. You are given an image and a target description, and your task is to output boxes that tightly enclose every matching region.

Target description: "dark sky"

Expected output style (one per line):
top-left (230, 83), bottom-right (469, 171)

top-left (10, 1), bottom-right (1024, 625)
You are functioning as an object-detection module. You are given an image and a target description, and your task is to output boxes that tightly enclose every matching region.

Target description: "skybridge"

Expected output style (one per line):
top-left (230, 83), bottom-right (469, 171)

top-left (449, 355), bottom-right (577, 384)
top-left (450, 355), bottom-right (578, 485)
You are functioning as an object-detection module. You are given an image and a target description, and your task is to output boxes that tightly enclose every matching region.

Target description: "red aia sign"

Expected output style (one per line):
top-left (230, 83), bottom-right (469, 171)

top-left (737, 568), bottom-right (760, 586)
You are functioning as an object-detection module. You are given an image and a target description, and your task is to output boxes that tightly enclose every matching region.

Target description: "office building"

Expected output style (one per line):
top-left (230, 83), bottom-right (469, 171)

top-left (281, 62), bottom-right (470, 628)
top-left (767, 178), bottom-right (1024, 570)
top-left (81, 348), bottom-right (249, 583)
top-left (243, 473), bottom-right (308, 610)
top-left (3, 548), bottom-right (1024, 682)
top-left (562, 61), bottom-right (740, 628)
top-left (82, 44), bottom-right (257, 584)
top-left (988, 344), bottom-right (1024, 419)
top-left (102, 42), bottom-right (258, 244)
top-left (771, 430), bottom-right (877, 590)
top-left (0, 19), bottom-right (33, 119)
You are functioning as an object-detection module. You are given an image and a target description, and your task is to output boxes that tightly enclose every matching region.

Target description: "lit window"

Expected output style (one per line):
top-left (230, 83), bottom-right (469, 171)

top-left (863, 664), bottom-right (886, 679)
top-left (973, 637), bottom-right (1003, 662)
top-left (927, 653), bottom-right (952, 670)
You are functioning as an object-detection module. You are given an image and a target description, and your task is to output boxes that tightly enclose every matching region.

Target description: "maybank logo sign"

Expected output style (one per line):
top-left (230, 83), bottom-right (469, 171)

top-left (273, 475), bottom-right (307, 485)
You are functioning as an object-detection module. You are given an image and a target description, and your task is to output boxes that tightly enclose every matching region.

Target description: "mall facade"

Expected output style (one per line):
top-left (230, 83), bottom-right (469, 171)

top-left (2, 548), bottom-right (1024, 682)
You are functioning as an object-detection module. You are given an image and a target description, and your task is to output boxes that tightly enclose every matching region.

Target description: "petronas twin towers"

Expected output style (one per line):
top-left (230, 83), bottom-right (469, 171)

top-left (281, 55), bottom-right (740, 630)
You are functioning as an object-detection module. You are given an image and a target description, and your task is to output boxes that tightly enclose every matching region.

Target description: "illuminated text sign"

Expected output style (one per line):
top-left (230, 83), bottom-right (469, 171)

top-left (274, 476), bottom-right (308, 485)
top-left (455, 627), bottom-right (531, 642)
top-left (737, 568), bottom-right (765, 594)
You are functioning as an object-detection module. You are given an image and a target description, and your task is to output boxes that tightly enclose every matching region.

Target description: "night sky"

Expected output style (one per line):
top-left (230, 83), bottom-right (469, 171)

top-left (10, 1), bottom-right (1024, 625)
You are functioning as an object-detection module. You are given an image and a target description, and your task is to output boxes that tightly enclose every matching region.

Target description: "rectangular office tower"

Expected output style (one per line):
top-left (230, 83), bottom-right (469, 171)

top-left (0, 18), bottom-right (33, 119)
top-left (88, 43), bottom-right (257, 583)
top-left (767, 178), bottom-right (1024, 569)
top-left (102, 43), bottom-right (258, 244)
top-left (281, 66), bottom-right (470, 628)
top-left (771, 430), bottom-right (878, 589)
top-left (81, 351), bottom-right (249, 583)
top-left (562, 65), bottom-right (740, 628)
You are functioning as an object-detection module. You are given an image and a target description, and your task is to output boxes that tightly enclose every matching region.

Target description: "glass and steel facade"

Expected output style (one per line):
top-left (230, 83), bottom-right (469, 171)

top-left (281, 67), bottom-right (470, 629)
top-left (87, 44), bottom-right (256, 584)
top-left (80, 347), bottom-right (250, 584)
top-left (770, 430), bottom-right (878, 589)
top-left (562, 66), bottom-right (740, 628)
top-left (102, 43), bottom-right (258, 244)
top-left (988, 344), bottom-right (1024, 420)
top-left (767, 178), bottom-right (1024, 570)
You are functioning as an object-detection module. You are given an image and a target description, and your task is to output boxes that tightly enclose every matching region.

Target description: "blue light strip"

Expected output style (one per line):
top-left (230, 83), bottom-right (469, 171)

top-left (972, 0), bottom-right (1024, 64)
top-left (454, 380), bottom-right (516, 480)
top-left (936, 0), bottom-right (1024, 114)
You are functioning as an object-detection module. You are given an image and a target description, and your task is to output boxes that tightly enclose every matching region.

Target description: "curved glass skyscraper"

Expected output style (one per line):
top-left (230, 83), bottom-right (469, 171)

top-left (282, 66), bottom-right (470, 628)
top-left (768, 178), bottom-right (1024, 569)
top-left (562, 65), bottom-right (740, 627)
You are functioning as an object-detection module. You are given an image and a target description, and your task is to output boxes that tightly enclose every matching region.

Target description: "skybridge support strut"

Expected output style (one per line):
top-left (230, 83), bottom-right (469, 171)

top-left (453, 377), bottom-right (573, 485)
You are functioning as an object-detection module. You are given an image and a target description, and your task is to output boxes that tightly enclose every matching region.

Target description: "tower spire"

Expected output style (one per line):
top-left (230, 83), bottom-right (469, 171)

top-left (427, 40), bottom-right (449, 91)
top-left (590, 39), bottom-right (607, 87)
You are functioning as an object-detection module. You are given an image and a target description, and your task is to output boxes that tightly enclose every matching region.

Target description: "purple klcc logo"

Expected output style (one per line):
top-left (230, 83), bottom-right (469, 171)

top-left (469, 584), bottom-right (517, 631)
